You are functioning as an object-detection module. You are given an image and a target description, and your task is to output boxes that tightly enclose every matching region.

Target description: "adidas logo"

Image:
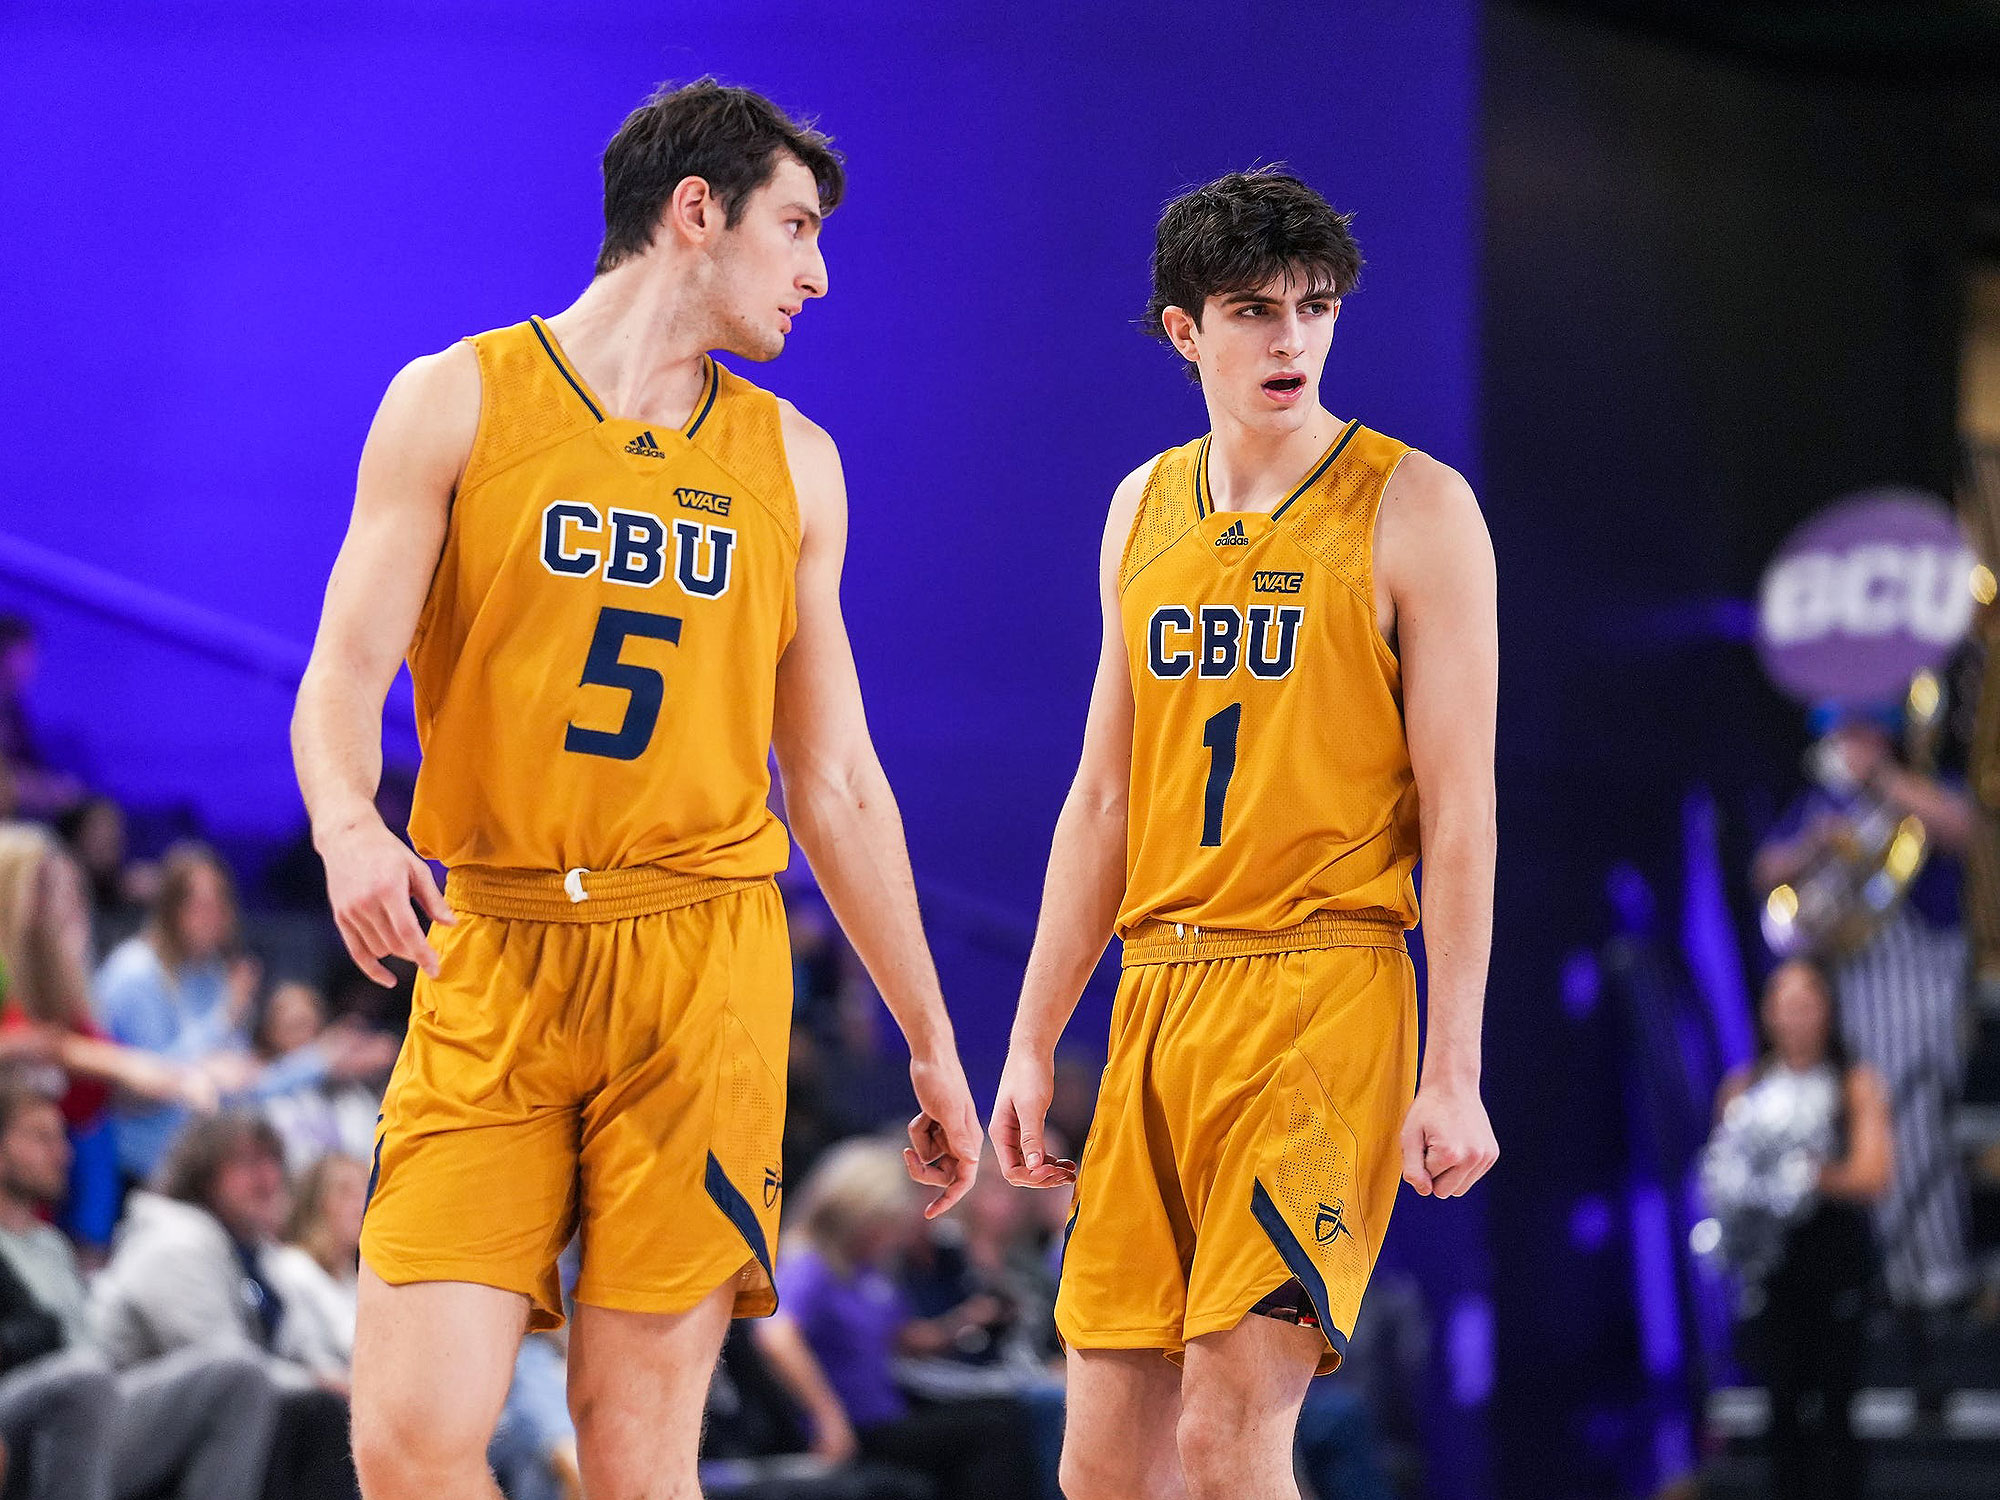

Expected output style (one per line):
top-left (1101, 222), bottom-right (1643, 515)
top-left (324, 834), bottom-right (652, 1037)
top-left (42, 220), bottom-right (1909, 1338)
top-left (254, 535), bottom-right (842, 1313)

top-left (1216, 519), bottom-right (1248, 546)
top-left (624, 430), bottom-right (666, 458)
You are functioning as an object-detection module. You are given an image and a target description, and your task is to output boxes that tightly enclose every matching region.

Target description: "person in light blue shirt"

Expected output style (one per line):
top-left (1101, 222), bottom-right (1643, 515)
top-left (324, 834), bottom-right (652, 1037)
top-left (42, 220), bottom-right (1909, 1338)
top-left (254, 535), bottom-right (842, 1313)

top-left (95, 845), bottom-right (332, 1182)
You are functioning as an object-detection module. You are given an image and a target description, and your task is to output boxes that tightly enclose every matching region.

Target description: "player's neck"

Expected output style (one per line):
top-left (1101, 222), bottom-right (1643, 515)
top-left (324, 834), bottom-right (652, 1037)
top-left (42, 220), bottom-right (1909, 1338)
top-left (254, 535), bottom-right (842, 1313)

top-left (1202, 404), bottom-right (1347, 514)
top-left (543, 261), bottom-right (717, 426)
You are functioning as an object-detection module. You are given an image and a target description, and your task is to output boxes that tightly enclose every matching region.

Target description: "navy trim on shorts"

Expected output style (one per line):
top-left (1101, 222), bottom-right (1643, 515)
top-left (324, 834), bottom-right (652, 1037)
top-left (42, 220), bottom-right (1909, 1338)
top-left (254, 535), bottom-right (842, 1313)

top-left (1249, 1178), bottom-right (1350, 1361)
top-left (362, 1127), bottom-right (385, 1219)
top-left (705, 1151), bottom-right (773, 1281)
top-left (1058, 1206), bottom-right (1079, 1275)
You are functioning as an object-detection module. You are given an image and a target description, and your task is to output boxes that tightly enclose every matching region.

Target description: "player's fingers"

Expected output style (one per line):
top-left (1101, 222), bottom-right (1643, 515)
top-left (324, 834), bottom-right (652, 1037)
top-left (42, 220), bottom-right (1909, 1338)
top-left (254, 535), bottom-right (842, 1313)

top-left (926, 1154), bottom-right (977, 1219)
top-left (1016, 1114), bottom-right (1047, 1172)
top-left (902, 1146), bottom-right (953, 1187)
top-left (987, 1098), bottom-right (1027, 1176)
top-left (408, 855), bottom-right (457, 926)
top-left (1399, 1122), bottom-right (1432, 1195)
top-left (1025, 1159), bottom-right (1078, 1188)
top-left (334, 916), bottom-right (398, 988)
top-left (385, 901), bottom-right (442, 978)
top-left (1429, 1162), bottom-right (1478, 1199)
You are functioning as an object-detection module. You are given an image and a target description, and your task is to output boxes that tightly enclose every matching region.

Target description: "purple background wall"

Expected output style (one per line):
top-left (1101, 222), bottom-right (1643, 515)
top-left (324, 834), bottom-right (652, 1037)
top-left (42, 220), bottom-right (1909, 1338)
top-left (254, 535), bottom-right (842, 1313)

top-left (1, 0), bottom-right (1478, 1019)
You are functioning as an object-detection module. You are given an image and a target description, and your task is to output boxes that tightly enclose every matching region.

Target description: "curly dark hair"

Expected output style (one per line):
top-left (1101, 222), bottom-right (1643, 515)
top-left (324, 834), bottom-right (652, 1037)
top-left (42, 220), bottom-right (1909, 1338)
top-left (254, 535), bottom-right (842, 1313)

top-left (1143, 168), bottom-right (1362, 375)
top-left (596, 77), bottom-right (845, 276)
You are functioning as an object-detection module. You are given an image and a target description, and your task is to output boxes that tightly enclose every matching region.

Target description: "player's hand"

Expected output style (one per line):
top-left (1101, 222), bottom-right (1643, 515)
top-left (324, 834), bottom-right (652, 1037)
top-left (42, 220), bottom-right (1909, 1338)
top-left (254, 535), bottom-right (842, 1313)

top-left (989, 1046), bottom-right (1079, 1189)
top-left (1399, 1082), bottom-right (1497, 1198)
top-left (904, 1048), bottom-right (982, 1219)
top-left (319, 816), bottom-right (455, 986)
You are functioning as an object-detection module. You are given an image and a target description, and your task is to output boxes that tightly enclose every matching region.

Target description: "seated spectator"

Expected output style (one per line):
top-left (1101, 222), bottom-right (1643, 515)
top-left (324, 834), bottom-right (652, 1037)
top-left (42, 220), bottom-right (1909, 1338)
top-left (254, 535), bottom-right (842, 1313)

top-left (0, 618), bottom-right (84, 821)
top-left (0, 1077), bottom-right (277, 1499)
top-left (95, 845), bottom-right (358, 1186)
top-left (0, 823), bottom-right (218, 1251)
top-left (53, 798), bottom-right (155, 961)
top-left (90, 1113), bottom-right (359, 1500)
top-left (754, 1137), bottom-right (1044, 1500)
top-left (253, 981), bottom-right (395, 1174)
top-left (265, 1153), bottom-right (368, 1390)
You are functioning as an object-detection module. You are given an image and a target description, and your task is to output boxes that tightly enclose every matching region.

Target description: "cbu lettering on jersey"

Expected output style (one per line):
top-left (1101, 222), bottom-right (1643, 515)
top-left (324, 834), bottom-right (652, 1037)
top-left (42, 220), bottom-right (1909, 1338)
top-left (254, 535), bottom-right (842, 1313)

top-left (405, 317), bottom-right (800, 875)
top-left (1117, 419), bottom-right (1422, 935)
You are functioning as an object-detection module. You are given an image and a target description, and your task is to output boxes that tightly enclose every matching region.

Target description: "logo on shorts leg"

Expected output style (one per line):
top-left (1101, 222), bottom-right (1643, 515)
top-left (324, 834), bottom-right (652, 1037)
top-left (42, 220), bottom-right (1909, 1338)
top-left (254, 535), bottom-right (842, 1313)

top-left (763, 1166), bottom-right (783, 1208)
top-left (1314, 1200), bottom-right (1354, 1246)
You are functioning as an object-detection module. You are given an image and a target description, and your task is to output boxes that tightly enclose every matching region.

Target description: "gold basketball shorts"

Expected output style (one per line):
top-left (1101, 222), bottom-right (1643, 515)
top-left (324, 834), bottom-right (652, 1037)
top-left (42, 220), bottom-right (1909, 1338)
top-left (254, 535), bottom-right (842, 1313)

top-left (1054, 912), bottom-right (1418, 1374)
top-left (359, 866), bottom-right (790, 1330)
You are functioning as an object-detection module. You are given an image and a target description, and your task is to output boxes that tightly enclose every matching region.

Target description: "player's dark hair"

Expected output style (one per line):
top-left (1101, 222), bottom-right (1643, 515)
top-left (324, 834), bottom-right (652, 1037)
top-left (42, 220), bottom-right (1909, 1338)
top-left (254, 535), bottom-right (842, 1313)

top-left (596, 77), bottom-right (845, 276)
top-left (1144, 168), bottom-right (1363, 378)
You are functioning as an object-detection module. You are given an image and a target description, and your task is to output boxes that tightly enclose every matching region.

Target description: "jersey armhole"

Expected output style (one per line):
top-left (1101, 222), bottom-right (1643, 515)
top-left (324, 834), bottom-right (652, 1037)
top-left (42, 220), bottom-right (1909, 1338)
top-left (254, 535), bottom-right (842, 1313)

top-left (453, 334), bottom-right (501, 499)
top-left (1115, 451), bottom-right (1174, 596)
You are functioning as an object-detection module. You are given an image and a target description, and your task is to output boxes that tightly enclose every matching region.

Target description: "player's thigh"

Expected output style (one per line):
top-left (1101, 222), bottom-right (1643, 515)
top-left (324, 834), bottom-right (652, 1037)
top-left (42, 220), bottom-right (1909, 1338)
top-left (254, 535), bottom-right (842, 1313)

top-left (1061, 1345), bottom-right (1187, 1500)
top-left (565, 1281), bottom-right (735, 1490)
top-left (1178, 1314), bottom-right (1321, 1480)
top-left (350, 1264), bottom-right (528, 1467)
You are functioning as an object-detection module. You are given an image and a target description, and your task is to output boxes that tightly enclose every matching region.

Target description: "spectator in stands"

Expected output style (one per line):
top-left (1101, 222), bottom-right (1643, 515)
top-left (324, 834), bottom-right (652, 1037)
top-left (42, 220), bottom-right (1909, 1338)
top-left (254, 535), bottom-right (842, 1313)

top-left (0, 617), bottom-right (84, 820)
top-left (0, 1078), bottom-right (277, 1499)
top-left (96, 844), bottom-right (367, 1186)
top-left (1713, 960), bottom-right (1891, 1500)
top-left (0, 823), bottom-right (218, 1250)
top-left (54, 798), bottom-right (155, 961)
top-left (755, 1137), bottom-right (1044, 1500)
top-left (265, 1153), bottom-right (367, 1390)
top-left (90, 1112), bottom-right (359, 1500)
top-left (489, 1332), bottom-right (582, 1500)
top-left (253, 981), bottom-right (395, 1173)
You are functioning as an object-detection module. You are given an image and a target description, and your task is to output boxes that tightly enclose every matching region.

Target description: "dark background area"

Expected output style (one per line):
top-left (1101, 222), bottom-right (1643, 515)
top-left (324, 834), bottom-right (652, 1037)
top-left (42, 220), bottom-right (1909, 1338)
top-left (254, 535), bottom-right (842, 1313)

top-left (1484, 2), bottom-right (2000, 1494)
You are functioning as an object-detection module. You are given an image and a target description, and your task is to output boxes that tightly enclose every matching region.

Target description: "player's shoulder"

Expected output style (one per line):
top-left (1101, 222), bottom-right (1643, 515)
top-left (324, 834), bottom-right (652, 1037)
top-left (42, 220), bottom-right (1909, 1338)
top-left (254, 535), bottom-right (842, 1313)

top-left (385, 338), bottom-right (480, 411)
top-left (1381, 446), bottom-right (1478, 517)
top-left (771, 393), bottom-right (839, 471)
top-left (371, 341), bottom-right (481, 478)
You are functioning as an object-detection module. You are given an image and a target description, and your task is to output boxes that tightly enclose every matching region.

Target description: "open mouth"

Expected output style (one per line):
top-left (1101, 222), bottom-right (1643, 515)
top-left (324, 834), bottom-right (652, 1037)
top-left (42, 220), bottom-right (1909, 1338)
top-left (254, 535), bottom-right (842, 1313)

top-left (1263, 375), bottom-right (1305, 396)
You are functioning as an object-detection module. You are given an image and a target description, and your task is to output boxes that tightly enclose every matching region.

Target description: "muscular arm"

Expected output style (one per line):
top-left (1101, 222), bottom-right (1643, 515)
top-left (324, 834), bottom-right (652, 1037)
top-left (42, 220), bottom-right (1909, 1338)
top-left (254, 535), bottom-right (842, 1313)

top-left (291, 346), bottom-right (474, 982)
top-left (1378, 453), bottom-right (1500, 1199)
top-left (771, 403), bottom-right (981, 1217)
top-left (990, 463), bottom-right (1148, 1188)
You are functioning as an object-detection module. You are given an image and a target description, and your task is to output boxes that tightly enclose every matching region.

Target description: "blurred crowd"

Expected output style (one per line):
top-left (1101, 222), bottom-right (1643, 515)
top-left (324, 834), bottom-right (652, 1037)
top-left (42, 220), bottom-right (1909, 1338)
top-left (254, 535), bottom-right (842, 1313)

top-left (0, 611), bottom-right (1424, 1499)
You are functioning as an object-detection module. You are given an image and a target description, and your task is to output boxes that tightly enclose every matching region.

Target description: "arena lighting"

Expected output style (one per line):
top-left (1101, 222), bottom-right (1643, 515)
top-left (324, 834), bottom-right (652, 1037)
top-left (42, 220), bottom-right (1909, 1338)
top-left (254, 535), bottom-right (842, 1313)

top-left (1974, 562), bottom-right (1997, 606)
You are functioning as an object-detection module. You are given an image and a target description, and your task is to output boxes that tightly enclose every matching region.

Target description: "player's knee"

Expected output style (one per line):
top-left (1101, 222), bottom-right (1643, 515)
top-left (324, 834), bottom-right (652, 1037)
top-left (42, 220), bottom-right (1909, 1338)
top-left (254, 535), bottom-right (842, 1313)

top-left (1175, 1399), bottom-right (1260, 1493)
top-left (1058, 1439), bottom-right (1139, 1500)
top-left (351, 1389), bottom-right (495, 1495)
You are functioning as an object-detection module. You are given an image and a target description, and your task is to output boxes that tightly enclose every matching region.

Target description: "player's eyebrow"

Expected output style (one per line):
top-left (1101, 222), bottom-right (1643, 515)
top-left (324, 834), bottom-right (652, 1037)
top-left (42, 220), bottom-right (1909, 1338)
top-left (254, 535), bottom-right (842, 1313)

top-left (1221, 284), bottom-right (1338, 307)
top-left (782, 201), bottom-right (824, 228)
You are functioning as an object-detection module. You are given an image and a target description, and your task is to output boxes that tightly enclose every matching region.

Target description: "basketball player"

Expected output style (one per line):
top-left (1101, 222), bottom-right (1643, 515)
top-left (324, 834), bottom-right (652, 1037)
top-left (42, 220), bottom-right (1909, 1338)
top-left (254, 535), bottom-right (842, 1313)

top-left (989, 169), bottom-right (1499, 1499)
top-left (291, 80), bottom-right (981, 1499)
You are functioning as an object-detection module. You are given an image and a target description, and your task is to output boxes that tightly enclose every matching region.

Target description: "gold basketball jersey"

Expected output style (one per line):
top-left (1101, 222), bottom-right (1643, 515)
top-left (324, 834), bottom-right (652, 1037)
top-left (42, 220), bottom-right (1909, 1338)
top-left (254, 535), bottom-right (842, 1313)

top-left (1116, 420), bottom-right (1421, 936)
top-left (405, 318), bottom-right (797, 876)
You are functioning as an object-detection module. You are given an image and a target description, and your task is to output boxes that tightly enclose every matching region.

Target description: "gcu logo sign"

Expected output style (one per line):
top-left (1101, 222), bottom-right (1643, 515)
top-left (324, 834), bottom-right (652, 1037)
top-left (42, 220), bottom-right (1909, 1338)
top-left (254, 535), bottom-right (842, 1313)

top-left (1761, 544), bottom-right (1971, 647)
top-left (1756, 489), bottom-right (1974, 704)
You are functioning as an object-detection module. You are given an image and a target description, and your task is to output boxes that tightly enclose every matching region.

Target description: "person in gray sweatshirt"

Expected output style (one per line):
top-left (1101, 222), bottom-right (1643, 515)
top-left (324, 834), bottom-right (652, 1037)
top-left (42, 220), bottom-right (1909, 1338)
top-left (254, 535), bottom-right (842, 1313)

top-left (0, 1079), bottom-right (276, 1500)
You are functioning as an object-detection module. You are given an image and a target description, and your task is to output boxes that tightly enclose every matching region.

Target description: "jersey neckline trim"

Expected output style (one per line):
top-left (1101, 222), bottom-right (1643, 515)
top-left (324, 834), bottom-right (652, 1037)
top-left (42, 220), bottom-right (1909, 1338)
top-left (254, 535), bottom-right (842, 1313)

top-left (528, 316), bottom-right (718, 440)
top-left (1195, 418), bottom-right (1363, 521)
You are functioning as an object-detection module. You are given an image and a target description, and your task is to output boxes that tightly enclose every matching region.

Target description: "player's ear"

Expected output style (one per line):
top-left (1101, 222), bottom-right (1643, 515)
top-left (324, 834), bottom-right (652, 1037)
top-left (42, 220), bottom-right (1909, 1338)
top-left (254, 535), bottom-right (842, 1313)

top-left (1161, 304), bottom-right (1200, 365)
top-left (665, 176), bottom-right (719, 245)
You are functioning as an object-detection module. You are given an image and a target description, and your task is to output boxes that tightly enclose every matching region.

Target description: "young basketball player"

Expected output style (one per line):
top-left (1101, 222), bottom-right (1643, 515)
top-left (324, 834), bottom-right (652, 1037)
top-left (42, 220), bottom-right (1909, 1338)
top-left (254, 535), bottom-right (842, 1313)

top-left (291, 80), bottom-right (981, 1498)
top-left (989, 169), bottom-right (1499, 1499)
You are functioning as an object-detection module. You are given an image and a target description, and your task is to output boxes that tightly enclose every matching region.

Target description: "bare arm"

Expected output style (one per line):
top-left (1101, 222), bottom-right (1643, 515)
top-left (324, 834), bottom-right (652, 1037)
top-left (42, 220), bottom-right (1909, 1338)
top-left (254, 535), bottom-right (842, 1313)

top-left (1819, 1065), bottom-right (1893, 1202)
top-left (990, 463), bottom-right (1148, 1188)
top-left (750, 1313), bottom-right (859, 1464)
top-left (1379, 453), bottom-right (1499, 1199)
top-left (291, 347), bottom-right (474, 984)
top-left (771, 403), bottom-right (980, 1219)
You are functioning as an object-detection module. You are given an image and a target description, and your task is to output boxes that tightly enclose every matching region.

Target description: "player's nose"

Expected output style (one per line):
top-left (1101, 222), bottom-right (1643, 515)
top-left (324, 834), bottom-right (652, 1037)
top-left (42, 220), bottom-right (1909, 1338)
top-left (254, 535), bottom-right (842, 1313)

top-left (800, 249), bottom-right (828, 301)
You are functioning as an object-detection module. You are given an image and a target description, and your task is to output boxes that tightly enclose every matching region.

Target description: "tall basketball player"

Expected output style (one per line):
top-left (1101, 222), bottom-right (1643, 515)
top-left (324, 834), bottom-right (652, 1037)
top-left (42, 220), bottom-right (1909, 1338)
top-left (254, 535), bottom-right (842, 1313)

top-left (291, 80), bottom-right (981, 1499)
top-left (990, 169), bottom-right (1499, 1500)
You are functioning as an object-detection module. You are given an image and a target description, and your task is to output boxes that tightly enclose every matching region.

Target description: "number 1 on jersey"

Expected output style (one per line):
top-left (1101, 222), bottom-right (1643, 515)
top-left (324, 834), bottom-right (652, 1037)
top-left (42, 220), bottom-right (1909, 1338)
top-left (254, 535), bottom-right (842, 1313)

top-left (1200, 702), bottom-right (1242, 847)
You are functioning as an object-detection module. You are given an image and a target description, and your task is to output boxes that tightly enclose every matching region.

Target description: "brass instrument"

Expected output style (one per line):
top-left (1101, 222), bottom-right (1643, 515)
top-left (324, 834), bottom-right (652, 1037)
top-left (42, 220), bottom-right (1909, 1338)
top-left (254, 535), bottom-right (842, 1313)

top-left (1760, 670), bottom-right (1942, 960)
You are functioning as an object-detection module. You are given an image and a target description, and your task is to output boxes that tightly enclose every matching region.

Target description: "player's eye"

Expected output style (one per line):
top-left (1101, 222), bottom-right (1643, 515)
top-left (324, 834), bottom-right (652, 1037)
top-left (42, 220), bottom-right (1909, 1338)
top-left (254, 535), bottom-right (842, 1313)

top-left (1302, 301), bottom-right (1330, 316)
